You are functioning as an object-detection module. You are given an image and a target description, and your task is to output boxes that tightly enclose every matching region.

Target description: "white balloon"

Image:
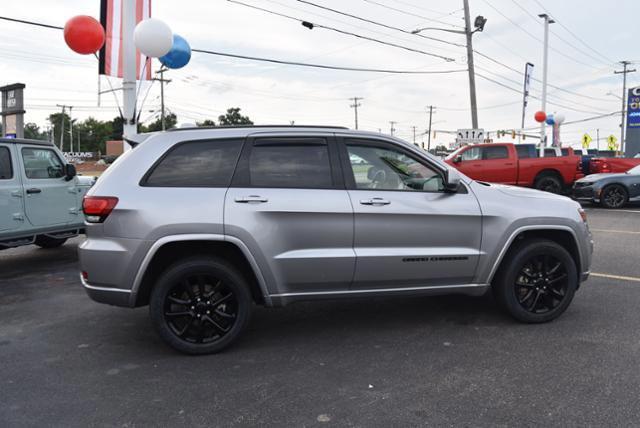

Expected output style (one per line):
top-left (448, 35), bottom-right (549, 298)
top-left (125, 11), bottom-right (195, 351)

top-left (554, 113), bottom-right (566, 124)
top-left (134, 18), bottom-right (173, 58)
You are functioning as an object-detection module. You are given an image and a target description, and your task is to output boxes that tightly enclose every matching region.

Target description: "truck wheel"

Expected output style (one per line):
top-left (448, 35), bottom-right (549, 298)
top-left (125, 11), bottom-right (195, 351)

top-left (34, 236), bottom-right (68, 249)
top-left (149, 256), bottom-right (252, 355)
top-left (493, 239), bottom-right (577, 323)
top-left (601, 184), bottom-right (627, 209)
top-left (534, 173), bottom-right (563, 194)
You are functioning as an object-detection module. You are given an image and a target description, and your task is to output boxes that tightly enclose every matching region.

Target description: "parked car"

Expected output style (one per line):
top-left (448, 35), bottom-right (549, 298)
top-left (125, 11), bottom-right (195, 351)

top-left (573, 164), bottom-right (640, 208)
top-left (445, 143), bottom-right (583, 193)
top-left (79, 126), bottom-right (593, 354)
top-left (589, 156), bottom-right (640, 174)
top-left (0, 138), bottom-right (93, 249)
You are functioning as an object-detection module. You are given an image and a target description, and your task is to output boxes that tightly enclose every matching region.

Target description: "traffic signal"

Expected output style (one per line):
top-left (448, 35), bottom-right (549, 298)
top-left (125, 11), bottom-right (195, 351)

top-left (511, 130), bottom-right (516, 139)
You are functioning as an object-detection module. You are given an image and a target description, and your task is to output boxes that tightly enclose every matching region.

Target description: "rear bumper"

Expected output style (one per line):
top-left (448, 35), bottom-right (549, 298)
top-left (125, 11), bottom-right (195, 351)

top-left (80, 274), bottom-right (133, 307)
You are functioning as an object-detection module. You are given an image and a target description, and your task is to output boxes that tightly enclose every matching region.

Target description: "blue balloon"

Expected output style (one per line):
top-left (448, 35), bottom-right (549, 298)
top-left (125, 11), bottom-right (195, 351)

top-left (159, 34), bottom-right (191, 69)
top-left (545, 114), bottom-right (555, 125)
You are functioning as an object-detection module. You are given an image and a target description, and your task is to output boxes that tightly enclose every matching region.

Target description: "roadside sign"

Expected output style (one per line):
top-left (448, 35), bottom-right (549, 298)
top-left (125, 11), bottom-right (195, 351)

top-left (581, 133), bottom-right (592, 148)
top-left (456, 128), bottom-right (484, 146)
top-left (607, 134), bottom-right (618, 150)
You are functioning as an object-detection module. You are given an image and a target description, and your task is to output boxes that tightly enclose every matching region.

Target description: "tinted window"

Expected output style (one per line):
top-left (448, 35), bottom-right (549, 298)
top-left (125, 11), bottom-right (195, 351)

top-left (515, 145), bottom-right (537, 159)
top-left (0, 146), bottom-right (12, 179)
top-left (22, 147), bottom-right (64, 179)
top-left (574, 149), bottom-right (583, 155)
top-left (145, 139), bottom-right (243, 187)
top-left (483, 146), bottom-right (508, 160)
top-left (249, 139), bottom-right (332, 188)
top-left (544, 149), bottom-right (557, 157)
top-left (561, 148), bottom-right (569, 156)
top-left (346, 142), bottom-right (443, 192)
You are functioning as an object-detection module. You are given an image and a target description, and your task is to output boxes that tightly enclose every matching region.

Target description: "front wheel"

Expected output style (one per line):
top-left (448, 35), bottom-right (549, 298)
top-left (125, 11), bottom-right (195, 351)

top-left (600, 184), bottom-right (628, 209)
top-left (493, 239), bottom-right (577, 323)
top-left (149, 256), bottom-right (252, 354)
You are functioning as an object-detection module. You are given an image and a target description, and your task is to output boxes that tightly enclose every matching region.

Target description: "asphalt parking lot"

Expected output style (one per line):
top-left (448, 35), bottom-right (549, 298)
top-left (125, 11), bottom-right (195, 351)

top-left (1, 206), bottom-right (640, 427)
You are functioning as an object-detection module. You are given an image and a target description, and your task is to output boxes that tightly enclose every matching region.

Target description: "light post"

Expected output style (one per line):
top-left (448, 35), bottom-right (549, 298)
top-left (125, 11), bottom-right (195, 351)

top-left (411, 2), bottom-right (486, 129)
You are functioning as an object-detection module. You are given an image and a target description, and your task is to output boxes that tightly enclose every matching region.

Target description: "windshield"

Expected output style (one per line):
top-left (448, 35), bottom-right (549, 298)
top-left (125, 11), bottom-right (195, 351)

top-left (628, 165), bottom-right (640, 175)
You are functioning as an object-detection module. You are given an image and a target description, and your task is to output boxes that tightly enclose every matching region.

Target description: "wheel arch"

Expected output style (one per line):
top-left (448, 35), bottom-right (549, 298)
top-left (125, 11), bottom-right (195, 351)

top-left (487, 226), bottom-right (582, 285)
top-left (534, 168), bottom-right (564, 184)
top-left (131, 234), bottom-right (272, 307)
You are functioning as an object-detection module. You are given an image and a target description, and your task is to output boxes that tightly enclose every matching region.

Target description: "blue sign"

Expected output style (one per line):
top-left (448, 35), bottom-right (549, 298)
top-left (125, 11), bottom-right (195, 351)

top-left (5, 134), bottom-right (16, 139)
top-left (627, 86), bottom-right (640, 128)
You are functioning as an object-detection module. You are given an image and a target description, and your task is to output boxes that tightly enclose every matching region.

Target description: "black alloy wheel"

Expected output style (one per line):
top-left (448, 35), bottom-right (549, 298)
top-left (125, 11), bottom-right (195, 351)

top-left (493, 239), bottom-right (577, 323)
top-left (514, 254), bottom-right (568, 314)
top-left (534, 175), bottom-right (563, 194)
top-left (150, 257), bottom-right (251, 354)
top-left (601, 184), bottom-right (627, 209)
top-left (164, 274), bottom-right (238, 344)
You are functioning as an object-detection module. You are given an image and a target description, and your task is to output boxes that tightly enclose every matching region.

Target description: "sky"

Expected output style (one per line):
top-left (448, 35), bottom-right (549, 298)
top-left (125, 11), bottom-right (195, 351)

top-left (1, 0), bottom-right (639, 149)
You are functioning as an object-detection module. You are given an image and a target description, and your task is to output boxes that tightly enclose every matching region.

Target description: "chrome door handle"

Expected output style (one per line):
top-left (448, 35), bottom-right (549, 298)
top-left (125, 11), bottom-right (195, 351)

top-left (235, 195), bottom-right (268, 203)
top-left (360, 197), bottom-right (391, 206)
top-left (26, 188), bottom-right (42, 194)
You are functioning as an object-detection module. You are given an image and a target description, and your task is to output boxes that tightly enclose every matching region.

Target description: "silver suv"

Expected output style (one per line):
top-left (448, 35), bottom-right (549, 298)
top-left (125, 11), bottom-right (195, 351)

top-left (79, 126), bottom-right (593, 354)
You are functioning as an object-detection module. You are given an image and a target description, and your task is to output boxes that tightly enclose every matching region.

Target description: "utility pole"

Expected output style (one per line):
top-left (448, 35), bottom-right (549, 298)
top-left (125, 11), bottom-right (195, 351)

top-left (56, 104), bottom-right (72, 151)
top-left (427, 105), bottom-right (435, 151)
top-left (463, 0), bottom-right (478, 129)
top-left (597, 128), bottom-right (600, 151)
top-left (389, 121), bottom-right (396, 136)
top-left (153, 68), bottom-right (172, 131)
top-left (538, 13), bottom-right (554, 157)
top-left (349, 97), bottom-right (363, 130)
top-left (411, 126), bottom-right (417, 145)
top-left (614, 61), bottom-right (636, 154)
top-left (68, 106), bottom-right (73, 153)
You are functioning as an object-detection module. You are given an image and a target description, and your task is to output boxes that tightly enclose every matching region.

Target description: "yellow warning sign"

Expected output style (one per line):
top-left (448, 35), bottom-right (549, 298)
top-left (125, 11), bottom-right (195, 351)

top-left (581, 133), bottom-right (592, 148)
top-left (607, 135), bottom-right (618, 151)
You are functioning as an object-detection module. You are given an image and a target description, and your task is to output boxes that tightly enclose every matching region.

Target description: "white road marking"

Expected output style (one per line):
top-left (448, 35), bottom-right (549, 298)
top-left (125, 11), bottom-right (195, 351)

top-left (591, 229), bottom-right (640, 235)
top-left (585, 208), bottom-right (640, 214)
top-left (592, 272), bottom-right (640, 283)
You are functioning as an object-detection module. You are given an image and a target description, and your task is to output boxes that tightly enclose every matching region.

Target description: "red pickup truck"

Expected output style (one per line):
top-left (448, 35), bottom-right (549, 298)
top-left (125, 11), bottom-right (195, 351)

top-left (445, 143), bottom-right (583, 193)
top-left (590, 157), bottom-right (640, 173)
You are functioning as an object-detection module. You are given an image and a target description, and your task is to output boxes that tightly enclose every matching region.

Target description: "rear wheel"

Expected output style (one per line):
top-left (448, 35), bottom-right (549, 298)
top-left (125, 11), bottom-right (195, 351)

top-left (149, 256), bottom-right (252, 354)
top-left (534, 173), bottom-right (563, 194)
top-left (493, 239), bottom-right (577, 323)
top-left (34, 235), bottom-right (68, 249)
top-left (600, 184), bottom-right (628, 209)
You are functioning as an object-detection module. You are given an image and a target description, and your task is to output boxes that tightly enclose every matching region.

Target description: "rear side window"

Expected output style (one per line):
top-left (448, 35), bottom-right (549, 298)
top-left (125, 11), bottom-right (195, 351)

top-left (22, 147), bottom-right (64, 179)
top-left (544, 149), bottom-right (557, 157)
top-left (0, 146), bottom-right (12, 179)
top-left (249, 139), bottom-right (332, 188)
top-left (144, 139), bottom-right (243, 187)
top-left (483, 146), bottom-right (508, 160)
top-left (516, 145), bottom-right (537, 158)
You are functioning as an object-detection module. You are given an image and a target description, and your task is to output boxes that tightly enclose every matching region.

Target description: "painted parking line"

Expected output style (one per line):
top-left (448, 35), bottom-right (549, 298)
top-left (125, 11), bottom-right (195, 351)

top-left (591, 272), bottom-right (640, 283)
top-left (590, 229), bottom-right (640, 235)
top-left (585, 209), bottom-right (640, 214)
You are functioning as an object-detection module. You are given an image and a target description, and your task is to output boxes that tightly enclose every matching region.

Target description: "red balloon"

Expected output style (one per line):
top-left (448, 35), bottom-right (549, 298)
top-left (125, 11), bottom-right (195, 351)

top-left (534, 111), bottom-right (547, 123)
top-left (64, 16), bottom-right (105, 55)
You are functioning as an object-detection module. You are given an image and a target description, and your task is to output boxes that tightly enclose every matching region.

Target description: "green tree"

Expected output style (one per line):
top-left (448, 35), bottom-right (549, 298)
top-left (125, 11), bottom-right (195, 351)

top-left (218, 108), bottom-right (253, 126)
top-left (196, 119), bottom-right (216, 127)
top-left (75, 117), bottom-right (115, 153)
top-left (141, 112), bottom-right (177, 133)
top-left (24, 122), bottom-right (48, 140)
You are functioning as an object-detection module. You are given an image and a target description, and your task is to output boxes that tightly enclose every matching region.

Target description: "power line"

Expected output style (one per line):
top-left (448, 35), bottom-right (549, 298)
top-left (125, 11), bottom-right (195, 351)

top-left (192, 48), bottom-right (465, 74)
top-left (0, 15), bottom-right (63, 29)
top-left (226, 0), bottom-right (455, 61)
top-left (530, 0), bottom-right (615, 65)
top-left (294, 0), bottom-right (465, 48)
top-left (362, 0), bottom-right (464, 29)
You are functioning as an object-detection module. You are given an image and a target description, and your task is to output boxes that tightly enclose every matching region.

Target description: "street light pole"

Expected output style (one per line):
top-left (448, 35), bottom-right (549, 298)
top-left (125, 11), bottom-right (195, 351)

top-left (122, 0), bottom-right (137, 149)
top-left (538, 13), bottom-right (554, 157)
top-left (463, 0), bottom-right (478, 129)
top-left (427, 105), bottom-right (434, 151)
top-left (615, 61), bottom-right (636, 154)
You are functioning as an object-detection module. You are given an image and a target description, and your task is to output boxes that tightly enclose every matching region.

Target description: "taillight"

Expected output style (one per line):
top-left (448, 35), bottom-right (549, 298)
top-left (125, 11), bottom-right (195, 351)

top-left (601, 162), bottom-right (611, 173)
top-left (82, 196), bottom-right (118, 223)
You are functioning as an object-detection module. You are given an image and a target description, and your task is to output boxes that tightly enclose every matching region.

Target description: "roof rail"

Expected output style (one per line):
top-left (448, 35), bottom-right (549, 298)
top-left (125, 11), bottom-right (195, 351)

top-left (0, 138), bottom-right (54, 146)
top-left (166, 125), bottom-right (349, 132)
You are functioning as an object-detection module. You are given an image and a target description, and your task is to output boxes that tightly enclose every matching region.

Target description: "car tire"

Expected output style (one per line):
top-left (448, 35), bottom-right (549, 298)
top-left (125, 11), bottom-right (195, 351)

top-left (34, 236), bottom-right (68, 249)
top-left (149, 256), bottom-right (252, 355)
top-left (600, 184), bottom-right (628, 209)
top-left (493, 239), bottom-right (577, 323)
top-left (534, 173), bottom-right (563, 194)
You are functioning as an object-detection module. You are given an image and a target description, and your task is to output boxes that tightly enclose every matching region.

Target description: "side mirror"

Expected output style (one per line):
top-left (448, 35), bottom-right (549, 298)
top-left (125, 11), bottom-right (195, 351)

top-left (64, 164), bottom-right (77, 181)
top-left (444, 168), bottom-right (461, 192)
top-left (453, 155), bottom-right (462, 164)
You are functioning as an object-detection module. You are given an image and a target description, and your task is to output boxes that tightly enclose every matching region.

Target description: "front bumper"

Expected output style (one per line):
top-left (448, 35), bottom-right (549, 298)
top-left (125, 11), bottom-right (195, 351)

top-left (573, 184), bottom-right (598, 202)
